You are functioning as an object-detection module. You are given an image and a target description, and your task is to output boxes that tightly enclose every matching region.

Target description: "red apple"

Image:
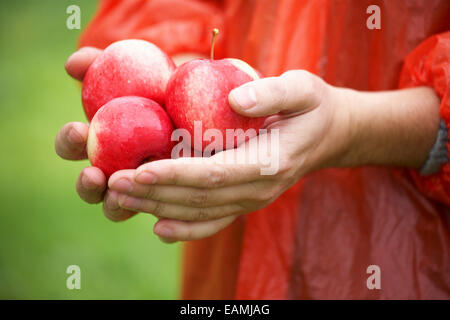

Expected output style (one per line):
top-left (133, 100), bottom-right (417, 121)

top-left (82, 39), bottom-right (175, 121)
top-left (87, 96), bottom-right (174, 178)
top-left (165, 30), bottom-right (265, 152)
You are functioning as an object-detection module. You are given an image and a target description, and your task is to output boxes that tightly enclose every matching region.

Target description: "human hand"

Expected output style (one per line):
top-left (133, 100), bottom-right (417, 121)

top-left (107, 70), bottom-right (353, 242)
top-left (58, 47), bottom-right (440, 244)
top-left (55, 47), bottom-right (137, 221)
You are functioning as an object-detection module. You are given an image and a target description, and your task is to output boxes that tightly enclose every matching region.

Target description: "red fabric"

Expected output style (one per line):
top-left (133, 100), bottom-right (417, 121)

top-left (79, 0), bottom-right (225, 57)
top-left (399, 33), bottom-right (450, 206)
top-left (80, 0), bottom-right (450, 299)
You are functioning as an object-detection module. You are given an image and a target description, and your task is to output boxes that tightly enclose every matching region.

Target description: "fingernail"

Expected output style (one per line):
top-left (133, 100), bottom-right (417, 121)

top-left (135, 171), bottom-right (157, 184)
top-left (230, 86), bottom-right (257, 109)
top-left (81, 174), bottom-right (98, 190)
top-left (155, 225), bottom-right (174, 238)
top-left (67, 127), bottom-right (84, 144)
top-left (111, 178), bottom-right (133, 193)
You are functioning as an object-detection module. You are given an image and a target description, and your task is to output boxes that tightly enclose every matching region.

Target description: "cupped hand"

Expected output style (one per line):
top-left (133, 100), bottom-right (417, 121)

top-left (56, 47), bottom-right (137, 222)
top-left (107, 70), bottom-right (351, 242)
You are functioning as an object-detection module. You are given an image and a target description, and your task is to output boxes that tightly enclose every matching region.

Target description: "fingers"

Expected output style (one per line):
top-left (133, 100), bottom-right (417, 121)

top-left (228, 69), bottom-right (325, 117)
top-left (55, 122), bottom-right (89, 160)
top-left (106, 137), bottom-right (280, 222)
top-left (109, 170), bottom-right (273, 208)
top-left (116, 193), bottom-right (244, 221)
top-left (76, 167), bottom-right (107, 204)
top-left (65, 47), bottom-right (102, 81)
top-left (103, 190), bottom-right (137, 222)
top-left (134, 158), bottom-right (263, 188)
top-left (154, 216), bottom-right (237, 242)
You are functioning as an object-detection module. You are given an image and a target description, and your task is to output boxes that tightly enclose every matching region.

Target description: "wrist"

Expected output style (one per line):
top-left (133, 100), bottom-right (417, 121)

top-left (298, 84), bottom-right (358, 173)
top-left (329, 86), bottom-right (441, 170)
top-left (331, 87), bottom-right (371, 168)
top-left (313, 85), bottom-right (361, 170)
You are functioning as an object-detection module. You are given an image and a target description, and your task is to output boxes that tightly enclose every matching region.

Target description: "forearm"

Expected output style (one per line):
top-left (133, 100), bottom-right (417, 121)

top-left (333, 86), bottom-right (441, 169)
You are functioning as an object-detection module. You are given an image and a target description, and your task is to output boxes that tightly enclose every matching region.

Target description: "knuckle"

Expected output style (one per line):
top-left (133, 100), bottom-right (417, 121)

top-left (151, 201), bottom-right (164, 216)
top-left (281, 69), bottom-right (303, 80)
top-left (254, 191), bottom-right (275, 203)
top-left (269, 78), bottom-right (289, 106)
top-left (303, 82), bottom-right (316, 101)
top-left (188, 189), bottom-right (209, 207)
top-left (282, 69), bottom-right (313, 82)
top-left (117, 194), bottom-right (129, 208)
top-left (277, 166), bottom-right (291, 179)
top-left (282, 69), bottom-right (321, 106)
top-left (255, 187), bottom-right (279, 203)
top-left (282, 167), bottom-right (298, 186)
top-left (169, 166), bottom-right (178, 182)
top-left (277, 159), bottom-right (294, 177)
top-left (206, 166), bottom-right (227, 187)
top-left (144, 185), bottom-right (156, 199)
top-left (194, 207), bottom-right (209, 221)
top-left (233, 204), bottom-right (247, 215)
top-left (168, 164), bottom-right (183, 185)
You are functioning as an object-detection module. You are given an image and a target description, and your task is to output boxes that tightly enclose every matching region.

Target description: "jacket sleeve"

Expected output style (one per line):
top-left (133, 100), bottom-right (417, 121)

top-left (399, 31), bottom-right (450, 205)
top-left (78, 0), bottom-right (224, 57)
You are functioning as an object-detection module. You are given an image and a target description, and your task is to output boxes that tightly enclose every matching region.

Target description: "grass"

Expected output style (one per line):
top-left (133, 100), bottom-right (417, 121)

top-left (0, 0), bottom-right (180, 299)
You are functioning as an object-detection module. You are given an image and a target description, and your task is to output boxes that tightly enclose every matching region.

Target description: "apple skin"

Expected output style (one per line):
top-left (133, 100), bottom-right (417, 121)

top-left (82, 39), bottom-right (176, 121)
top-left (87, 96), bottom-right (175, 178)
top-left (165, 58), bottom-right (265, 151)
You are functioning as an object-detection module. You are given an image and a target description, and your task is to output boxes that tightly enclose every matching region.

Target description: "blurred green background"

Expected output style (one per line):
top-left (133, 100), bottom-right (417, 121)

top-left (0, 1), bottom-right (180, 299)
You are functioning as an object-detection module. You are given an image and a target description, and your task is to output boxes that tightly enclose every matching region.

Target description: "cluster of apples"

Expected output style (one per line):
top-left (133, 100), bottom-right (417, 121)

top-left (83, 30), bottom-right (264, 178)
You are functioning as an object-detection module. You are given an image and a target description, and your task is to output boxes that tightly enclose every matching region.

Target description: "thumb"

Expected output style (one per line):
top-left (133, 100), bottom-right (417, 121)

top-left (65, 47), bottom-right (102, 81)
top-left (228, 70), bottom-right (324, 117)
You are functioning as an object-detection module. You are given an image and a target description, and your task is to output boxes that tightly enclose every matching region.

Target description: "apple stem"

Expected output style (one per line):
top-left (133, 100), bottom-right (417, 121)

top-left (210, 28), bottom-right (219, 60)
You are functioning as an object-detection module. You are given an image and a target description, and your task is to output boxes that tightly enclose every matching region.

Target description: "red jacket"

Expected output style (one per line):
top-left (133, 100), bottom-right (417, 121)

top-left (80, 0), bottom-right (450, 299)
